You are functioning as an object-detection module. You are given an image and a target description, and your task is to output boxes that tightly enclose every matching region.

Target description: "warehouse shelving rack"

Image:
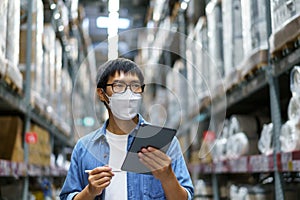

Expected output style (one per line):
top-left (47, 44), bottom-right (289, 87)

top-left (188, 44), bottom-right (300, 200)
top-left (178, 1), bottom-right (300, 200)
top-left (136, 0), bottom-right (300, 198)
top-left (0, 0), bottom-right (95, 199)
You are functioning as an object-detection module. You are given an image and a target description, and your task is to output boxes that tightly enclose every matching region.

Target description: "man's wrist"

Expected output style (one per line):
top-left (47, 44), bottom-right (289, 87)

top-left (83, 185), bottom-right (101, 199)
top-left (159, 170), bottom-right (176, 184)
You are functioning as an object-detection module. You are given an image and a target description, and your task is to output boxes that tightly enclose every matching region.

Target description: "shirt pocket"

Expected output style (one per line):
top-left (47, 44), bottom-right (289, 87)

top-left (143, 175), bottom-right (165, 200)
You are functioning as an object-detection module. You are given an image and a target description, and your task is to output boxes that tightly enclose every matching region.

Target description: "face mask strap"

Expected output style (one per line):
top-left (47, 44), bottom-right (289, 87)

top-left (101, 88), bottom-right (110, 106)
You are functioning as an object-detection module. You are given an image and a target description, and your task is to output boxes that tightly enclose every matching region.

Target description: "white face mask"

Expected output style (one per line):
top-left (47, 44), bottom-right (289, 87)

top-left (104, 89), bottom-right (142, 120)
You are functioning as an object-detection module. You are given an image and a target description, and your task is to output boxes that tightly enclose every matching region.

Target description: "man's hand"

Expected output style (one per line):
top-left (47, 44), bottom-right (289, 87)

top-left (138, 147), bottom-right (189, 200)
top-left (86, 166), bottom-right (114, 197)
top-left (138, 147), bottom-right (173, 181)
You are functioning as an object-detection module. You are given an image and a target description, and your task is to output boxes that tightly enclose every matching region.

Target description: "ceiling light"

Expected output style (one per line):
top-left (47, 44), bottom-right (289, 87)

top-left (54, 12), bottom-right (60, 20)
top-left (96, 16), bottom-right (130, 29)
top-left (58, 25), bottom-right (64, 32)
top-left (180, 2), bottom-right (188, 10)
top-left (108, 0), bottom-right (119, 12)
top-left (50, 3), bottom-right (56, 10)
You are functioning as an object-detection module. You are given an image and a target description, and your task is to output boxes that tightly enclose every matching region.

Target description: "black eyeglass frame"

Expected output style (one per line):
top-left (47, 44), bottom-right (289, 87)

top-left (104, 83), bottom-right (145, 94)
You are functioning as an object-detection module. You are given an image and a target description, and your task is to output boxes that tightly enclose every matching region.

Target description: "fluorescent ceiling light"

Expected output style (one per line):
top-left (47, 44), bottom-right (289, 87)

top-left (96, 16), bottom-right (130, 29)
top-left (180, 2), bottom-right (188, 10)
top-left (108, 0), bottom-right (119, 12)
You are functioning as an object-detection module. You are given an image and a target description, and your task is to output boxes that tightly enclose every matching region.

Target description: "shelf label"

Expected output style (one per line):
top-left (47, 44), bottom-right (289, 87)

top-left (281, 152), bottom-right (292, 171)
top-left (25, 132), bottom-right (38, 144)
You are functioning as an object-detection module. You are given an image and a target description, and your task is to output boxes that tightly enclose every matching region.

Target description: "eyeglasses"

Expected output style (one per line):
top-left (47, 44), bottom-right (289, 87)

top-left (105, 82), bottom-right (145, 94)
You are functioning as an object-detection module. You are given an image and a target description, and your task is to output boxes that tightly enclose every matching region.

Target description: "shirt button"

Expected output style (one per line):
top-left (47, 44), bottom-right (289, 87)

top-left (104, 154), bottom-right (108, 158)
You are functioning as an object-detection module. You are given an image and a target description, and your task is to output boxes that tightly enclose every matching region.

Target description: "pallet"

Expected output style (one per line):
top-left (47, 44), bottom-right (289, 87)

top-left (238, 49), bottom-right (268, 82)
top-left (4, 74), bottom-right (23, 95)
top-left (270, 14), bottom-right (300, 62)
top-left (271, 35), bottom-right (300, 62)
top-left (5, 62), bottom-right (24, 96)
top-left (224, 69), bottom-right (241, 92)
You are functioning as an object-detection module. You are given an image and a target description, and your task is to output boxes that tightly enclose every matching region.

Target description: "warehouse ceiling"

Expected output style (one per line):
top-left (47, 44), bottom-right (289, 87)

top-left (79, 0), bottom-right (150, 65)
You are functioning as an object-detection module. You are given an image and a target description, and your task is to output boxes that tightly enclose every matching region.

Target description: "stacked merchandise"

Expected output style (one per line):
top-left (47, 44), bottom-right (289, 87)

top-left (229, 184), bottom-right (274, 200)
top-left (206, 0), bottom-right (224, 97)
top-left (239, 0), bottom-right (269, 79)
top-left (0, 0), bottom-right (8, 77)
top-left (18, 0), bottom-right (73, 136)
top-left (194, 17), bottom-right (210, 106)
top-left (258, 66), bottom-right (300, 155)
top-left (225, 115), bottom-right (259, 159)
top-left (0, 116), bottom-right (51, 167)
top-left (6, 0), bottom-right (22, 91)
top-left (269, 0), bottom-right (300, 59)
top-left (211, 120), bottom-right (228, 162)
top-left (258, 123), bottom-right (274, 155)
top-left (0, 0), bottom-right (93, 199)
top-left (229, 183), bottom-right (300, 199)
top-left (186, 32), bottom-right (197, 116)
top-left (194, 179), bottom-right (227, 200)
top-left (280, 66), bottom-right (300, 152)
top-left (28, 124), bottom-right (51, 166)
top-left (59, 68), bottom-right (73, 135)
top-left (222, 0), bottom-right (244, 90)
top-left (19, 0), bottom-right (44, 104)
top-left (193, 179), bottom-right (213, 200)
top-left (0, 116), bottom-right (24, 163)
top-left (165, 60), bottom-right (185, 127)
top-left (210, 115), bottom-right (259, 162)
top-left (0, 0), bottom-right (23, 91)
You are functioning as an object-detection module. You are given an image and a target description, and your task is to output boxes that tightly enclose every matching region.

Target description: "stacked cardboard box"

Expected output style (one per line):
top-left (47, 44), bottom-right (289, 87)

top-left (0, 116), bottom-right (24, 163)
top-left (28, 124), bottom-right (51, 166)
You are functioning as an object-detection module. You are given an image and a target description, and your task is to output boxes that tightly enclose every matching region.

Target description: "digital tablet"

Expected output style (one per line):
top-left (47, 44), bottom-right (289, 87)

top-left (121, 123), bottom-right (177, 174)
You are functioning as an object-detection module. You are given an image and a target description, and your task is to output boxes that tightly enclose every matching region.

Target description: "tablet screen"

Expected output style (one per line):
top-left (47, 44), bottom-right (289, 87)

top-left (121, 123), bottom-right (177, 174)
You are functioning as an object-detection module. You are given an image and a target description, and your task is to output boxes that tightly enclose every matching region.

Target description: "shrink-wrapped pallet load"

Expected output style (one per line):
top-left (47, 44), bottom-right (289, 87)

top-left (19, 0), bottom-right (44, 93)
top-left (206, 0), bottom-right (224, 94)
top-left (280, 66), bottom-right (300, 152)
top-left (222, 0), bottom-right (244, 89)
top-left (239, 0), bottom-right (269, 78)
top-left (0, 0), bottom-right (8, 76)
top-left (195, 17), bottom-right (210, 102)
top-left (6, 0), bottom-right (22, 91)
top-left (269, 0), bottom-right (300, 57)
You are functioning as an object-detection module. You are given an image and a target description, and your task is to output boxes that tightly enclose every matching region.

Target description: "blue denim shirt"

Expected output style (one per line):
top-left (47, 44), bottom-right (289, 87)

top-left (60, 115), bottom-right (194, 200)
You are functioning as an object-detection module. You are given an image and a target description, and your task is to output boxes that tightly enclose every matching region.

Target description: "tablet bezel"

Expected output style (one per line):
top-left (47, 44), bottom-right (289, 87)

top-left (121, 123), bottom-right (177, 174)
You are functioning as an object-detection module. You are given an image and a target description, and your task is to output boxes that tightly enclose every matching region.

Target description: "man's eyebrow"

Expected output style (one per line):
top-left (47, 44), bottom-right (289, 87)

top-left (130, 80), bottom-right (141, 83)
top-left (112, 80), bottom-right (124, 83)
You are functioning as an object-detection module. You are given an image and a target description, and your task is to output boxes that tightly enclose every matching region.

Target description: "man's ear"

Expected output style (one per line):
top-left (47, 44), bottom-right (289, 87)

top-left (96, 88), bottom-right (106, 102)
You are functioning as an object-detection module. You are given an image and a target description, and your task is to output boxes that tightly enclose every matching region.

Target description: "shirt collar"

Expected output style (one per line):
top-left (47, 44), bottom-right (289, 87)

top-left (92, 114), bottom-right (146, 141)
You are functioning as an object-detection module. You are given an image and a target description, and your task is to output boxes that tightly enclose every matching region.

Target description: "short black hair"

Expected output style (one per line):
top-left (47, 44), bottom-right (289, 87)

top-left (96, 58), bottom-right (144, 89)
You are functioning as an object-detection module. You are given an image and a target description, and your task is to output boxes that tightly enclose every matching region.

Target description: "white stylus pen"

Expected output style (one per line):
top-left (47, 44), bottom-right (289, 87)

top-left (85, 169), bottom-right (122, 173)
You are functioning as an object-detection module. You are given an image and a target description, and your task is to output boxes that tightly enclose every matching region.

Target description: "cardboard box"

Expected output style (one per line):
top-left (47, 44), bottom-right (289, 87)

top-left (28, 124), bottom-right (51, 166)
top-left (0, 116), bottom-right (24, 162)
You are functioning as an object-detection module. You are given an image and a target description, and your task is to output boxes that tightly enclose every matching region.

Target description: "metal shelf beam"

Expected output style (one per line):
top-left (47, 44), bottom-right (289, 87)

top-left (273, 47), bottom-right (300, 77)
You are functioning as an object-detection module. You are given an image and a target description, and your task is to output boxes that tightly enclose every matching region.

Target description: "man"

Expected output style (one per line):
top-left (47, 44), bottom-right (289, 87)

top-left (60, 58), bottom-right (194, 200)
